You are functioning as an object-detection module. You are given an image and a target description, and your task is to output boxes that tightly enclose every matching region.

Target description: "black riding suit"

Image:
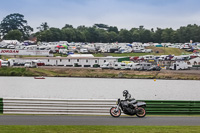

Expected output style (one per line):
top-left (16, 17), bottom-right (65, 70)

top-left (125, 94), bottom-right (137, 108)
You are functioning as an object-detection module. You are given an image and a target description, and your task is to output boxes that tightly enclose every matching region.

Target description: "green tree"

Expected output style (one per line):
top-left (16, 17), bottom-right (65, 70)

top-left (61, 28), bottom-right (77, 42)
top-left (3, 30), bottom-right (23, 41)
top-left (0, 13), bottom-right (33, 39)
top-left (119, 29), bottom-right (133, 43)
top-left (37, 22), bottom-right (49, 31)
top-left (94, 24), bottom-right (109, 29)
top-left (130, 28), bottom-right (140, 42)
top-left (161, 28), bottom-right (174, 42)
top-left (108, 31), bottom-right (118, 42)
top-left (108, 26), bottom-right (118, 33)
top-left (62, 24), bottom-right (73, 29)
top-left (37, 30), bottom-right (53, 42)
top-left (153, 28), bottom-right (163, 43)
top-left (96, 29), bottom-right (109, 43)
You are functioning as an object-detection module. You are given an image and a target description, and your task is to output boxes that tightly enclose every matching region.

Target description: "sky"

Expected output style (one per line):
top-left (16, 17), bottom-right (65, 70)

top-left (1, 0), bottom-right (200, 32)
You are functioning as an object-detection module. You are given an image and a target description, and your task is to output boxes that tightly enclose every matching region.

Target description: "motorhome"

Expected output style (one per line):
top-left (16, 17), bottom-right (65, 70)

top-left (125, 63), bottom-right (140, 70)
top-left (143, 55), bottom-right (155, 60)
top-left (101, 62), bottom-right (113, 69)
top-left (113, 62), bottom-right (126, 70)
top-left (136, 62), bottom-right (152, 71)
top-left (24, 60), bottom-right (38, 68)
top-left (169, 61), bottom-right (188, 70)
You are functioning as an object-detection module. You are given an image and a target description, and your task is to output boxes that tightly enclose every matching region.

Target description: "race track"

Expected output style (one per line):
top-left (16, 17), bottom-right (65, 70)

top-left (0, 115), bottom-right (200, 126)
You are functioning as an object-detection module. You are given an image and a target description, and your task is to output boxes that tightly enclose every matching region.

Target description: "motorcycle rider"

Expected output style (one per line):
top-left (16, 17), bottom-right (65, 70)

top-left (123, 90), bottom-right (137, 108)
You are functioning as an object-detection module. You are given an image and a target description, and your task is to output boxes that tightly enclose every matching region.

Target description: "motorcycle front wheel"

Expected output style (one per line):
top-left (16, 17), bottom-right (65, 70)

top-left (110, 107), bottom-right (121, 117)
top-left (136, 107), bottom-right (146, 118)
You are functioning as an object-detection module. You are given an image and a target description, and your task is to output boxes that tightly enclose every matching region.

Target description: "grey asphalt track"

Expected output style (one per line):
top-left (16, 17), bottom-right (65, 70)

top-left (0, 115), bottom-right (200, 125)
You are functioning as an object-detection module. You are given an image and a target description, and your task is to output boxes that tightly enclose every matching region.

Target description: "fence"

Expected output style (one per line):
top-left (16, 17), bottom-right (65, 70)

top-left (0, 98), bottom-right (3, 114)
top-left (1, 98), bottom-right (200, 115)
top-left (143, 100), bottom-right (200, 115)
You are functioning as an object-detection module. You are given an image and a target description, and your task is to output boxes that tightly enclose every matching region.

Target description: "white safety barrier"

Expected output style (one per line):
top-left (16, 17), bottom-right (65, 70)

top-left (3, 98), bottom-right (116, 115)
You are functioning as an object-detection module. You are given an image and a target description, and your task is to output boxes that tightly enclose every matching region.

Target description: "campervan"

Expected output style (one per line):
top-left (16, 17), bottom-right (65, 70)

top-left (169, 61), bottom-right (188, 70)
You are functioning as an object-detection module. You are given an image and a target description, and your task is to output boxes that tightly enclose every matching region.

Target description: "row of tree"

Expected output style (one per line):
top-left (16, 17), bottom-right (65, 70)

top-left (1, 13), bottom-right (200, 43)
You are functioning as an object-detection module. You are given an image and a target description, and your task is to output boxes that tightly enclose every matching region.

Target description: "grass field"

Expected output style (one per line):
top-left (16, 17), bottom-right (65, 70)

top-left (0, 126), bottom-right (200, 133)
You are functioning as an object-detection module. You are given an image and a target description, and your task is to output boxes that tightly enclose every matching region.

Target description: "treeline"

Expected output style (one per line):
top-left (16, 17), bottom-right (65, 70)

top-left (1, 13), bottom-right (200, 43)
top-left (34, 24), bottom-right (200, 43)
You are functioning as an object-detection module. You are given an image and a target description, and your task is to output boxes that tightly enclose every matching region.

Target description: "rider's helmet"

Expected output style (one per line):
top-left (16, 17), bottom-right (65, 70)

top-left (123, 90), bottom-right (129, 97)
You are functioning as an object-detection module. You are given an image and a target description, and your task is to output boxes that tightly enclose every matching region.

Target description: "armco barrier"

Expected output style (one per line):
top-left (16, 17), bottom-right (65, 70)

top-left (3, 98), bottom-right (116, 115)
top-left (2, 98), bottom-right (200, 115)
top-left (0, 98), bottom-right (3, 114)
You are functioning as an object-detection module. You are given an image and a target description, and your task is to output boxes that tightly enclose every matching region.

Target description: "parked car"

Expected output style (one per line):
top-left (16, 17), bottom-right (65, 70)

top-left (147, 66), bottom-right (161, 71)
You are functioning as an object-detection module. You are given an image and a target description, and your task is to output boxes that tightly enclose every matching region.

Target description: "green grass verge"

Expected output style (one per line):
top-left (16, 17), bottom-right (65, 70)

top-left (0, 126), bottom-right (200, 133)
top-left (0, 68), bottom-right (34, 76)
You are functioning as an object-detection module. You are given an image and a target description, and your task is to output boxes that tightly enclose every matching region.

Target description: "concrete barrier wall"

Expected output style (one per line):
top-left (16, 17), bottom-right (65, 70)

top-left (2, 98), bottom-right (200, 115)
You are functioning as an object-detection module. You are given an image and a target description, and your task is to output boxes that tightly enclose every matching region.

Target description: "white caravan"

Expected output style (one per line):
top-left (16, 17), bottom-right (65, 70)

top-left (169, 61), bottom-right (188, 70)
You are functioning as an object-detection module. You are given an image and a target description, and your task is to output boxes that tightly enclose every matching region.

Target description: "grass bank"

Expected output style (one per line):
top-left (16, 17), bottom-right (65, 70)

top-left (0, 125), bottom-right (200, 133)
top-left (93, 47), bottom-right (194, 57)
top-left (0, 67), bottom-right (200, 80)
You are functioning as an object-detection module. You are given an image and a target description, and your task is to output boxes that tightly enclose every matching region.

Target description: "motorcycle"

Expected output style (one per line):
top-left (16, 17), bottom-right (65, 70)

top-left (110, 98), bottom-right (146, 118)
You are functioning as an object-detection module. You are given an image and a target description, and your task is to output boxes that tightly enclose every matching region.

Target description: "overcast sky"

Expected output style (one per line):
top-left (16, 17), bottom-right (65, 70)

top-left (1, 0), bottom-right (200, 32)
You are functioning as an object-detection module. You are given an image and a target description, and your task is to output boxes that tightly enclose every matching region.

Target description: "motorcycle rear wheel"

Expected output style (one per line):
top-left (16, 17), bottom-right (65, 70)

top-left (136, 107), bottom-right (146, 118)
top-left (110, 107), bottom-right (121, 117)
